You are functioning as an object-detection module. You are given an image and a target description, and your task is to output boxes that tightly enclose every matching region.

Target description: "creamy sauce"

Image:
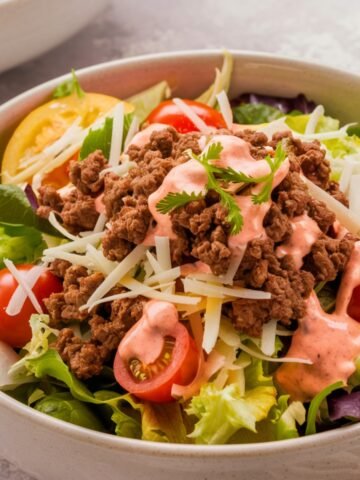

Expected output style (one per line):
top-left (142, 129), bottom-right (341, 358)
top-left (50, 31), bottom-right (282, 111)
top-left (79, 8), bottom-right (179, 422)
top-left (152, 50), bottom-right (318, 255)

top-left (180, 261), bottom-right (212, 276)
top-left (144, 134), bottom-right (289, 253)
top-left (118, 300), bottom-right (179, 364)
top-left (144, 159), bottom-right (208, 244)
top-left (128, 123), bottom-right (168, 149)
top-left (276, 214), bottom-right (322, 269)
top-left (276, 242), bottom-right (360, 401)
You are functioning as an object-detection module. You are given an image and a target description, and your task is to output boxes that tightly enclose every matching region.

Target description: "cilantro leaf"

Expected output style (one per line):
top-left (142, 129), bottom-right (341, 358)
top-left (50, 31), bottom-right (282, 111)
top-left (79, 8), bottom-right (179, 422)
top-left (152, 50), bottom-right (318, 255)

top-left (53, 69), bottom-right (85, 99)
top-left (156, 191), bottom-right (204, 214)
top-left (251, 142), bottom-right (287, 204)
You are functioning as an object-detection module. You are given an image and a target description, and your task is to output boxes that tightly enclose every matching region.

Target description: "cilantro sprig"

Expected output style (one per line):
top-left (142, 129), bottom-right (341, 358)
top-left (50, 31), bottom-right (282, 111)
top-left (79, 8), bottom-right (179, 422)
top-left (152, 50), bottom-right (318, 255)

top-left (155, 141), bottom-right (287, 236)
top-left (53, 69), bottom-right (85, 99)
top-left (156, 192), bottom-right (204, 214)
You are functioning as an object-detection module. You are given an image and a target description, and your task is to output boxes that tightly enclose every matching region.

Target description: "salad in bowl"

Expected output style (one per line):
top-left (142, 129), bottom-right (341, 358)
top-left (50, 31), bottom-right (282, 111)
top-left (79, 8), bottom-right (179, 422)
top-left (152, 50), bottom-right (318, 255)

top-left (0, 53), bottom-right (360, 445)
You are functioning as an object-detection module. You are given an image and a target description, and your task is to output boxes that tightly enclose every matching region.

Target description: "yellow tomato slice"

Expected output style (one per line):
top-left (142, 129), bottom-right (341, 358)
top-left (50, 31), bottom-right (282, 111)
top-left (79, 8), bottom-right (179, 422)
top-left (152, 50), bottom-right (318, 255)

top-left (1, 93), bottom-right (133, 184)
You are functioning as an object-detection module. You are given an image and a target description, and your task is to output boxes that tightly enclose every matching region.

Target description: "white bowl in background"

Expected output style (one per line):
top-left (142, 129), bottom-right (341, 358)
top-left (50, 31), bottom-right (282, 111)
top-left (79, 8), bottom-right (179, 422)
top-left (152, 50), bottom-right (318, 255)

top-left (0, 50), bottom-right (360, 480)
top-left (0, 0), bottom-right (106, 73)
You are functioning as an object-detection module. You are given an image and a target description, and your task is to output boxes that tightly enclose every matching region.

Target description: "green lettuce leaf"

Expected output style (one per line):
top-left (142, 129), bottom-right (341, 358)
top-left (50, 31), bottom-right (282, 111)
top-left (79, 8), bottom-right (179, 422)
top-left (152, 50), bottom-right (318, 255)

top-left (126, 81), bottom-right (170, 124)
top-left (79, 112), bottom-right (134, 160)
top-left (232, 103), bottom-right (284, 125)
top-left (34, 392), bottom-right (104, 431)
top-left (0, 185), bottom-right (60, 237)
top-left (187, 383), bottom-right (277, 444)
top-left (0, 224), bottom-right (45, 268)
top-left (26, 349), bottom-right (141, 438)
top-left (285, 114), bottom-right (339, 134)
top-left (271, 395), bottom-right (306, 440)
top-left (140, 402), bottom-right (189, 443)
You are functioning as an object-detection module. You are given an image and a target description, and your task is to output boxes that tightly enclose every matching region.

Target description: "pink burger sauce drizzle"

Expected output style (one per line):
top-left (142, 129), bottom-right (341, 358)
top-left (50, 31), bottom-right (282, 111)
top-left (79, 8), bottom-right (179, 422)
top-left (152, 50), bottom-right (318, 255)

top-left (144, 134), bottom-right (289, 258)
top-left (275, 214), bottom-right (322, 269)
top-left (118, 300), bottom-right (178, 365)
top-left (276, 242), bottom-right (360, 402)
top-left (128, 123), bottom-right (168, 149)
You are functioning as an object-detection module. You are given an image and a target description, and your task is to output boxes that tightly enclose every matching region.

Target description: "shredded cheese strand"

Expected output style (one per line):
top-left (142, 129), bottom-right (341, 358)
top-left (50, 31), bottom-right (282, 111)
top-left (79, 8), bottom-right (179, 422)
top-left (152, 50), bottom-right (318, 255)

top-left (48, 212), bottom-right (77, 241)
top-left (43, 232), bottom-right (103, 255)
top-left (202, 297), bottom-right (223, 354)
top-left (124, 115), bottom-right (140, 151)
top-left (4, 260), bottom-right (43, 314)
top-left (216, 90), bottom-right (233, 129)
top-left (109, 103), bottom-right (125, 167)
top-left (144, 267), bottom-right (181, 286)
top-left (238, 339), bottom-right (312, 365)
top-left (6, 265), bottom-right (45, 316)
top-left (305, 105), bottom-right (324, 135)
top-left (172, 98), bottom-right (214, 134)
top-left (182, 277), bottom-right (272, 300)
top-left (260, 319), bottom-right (278, 356)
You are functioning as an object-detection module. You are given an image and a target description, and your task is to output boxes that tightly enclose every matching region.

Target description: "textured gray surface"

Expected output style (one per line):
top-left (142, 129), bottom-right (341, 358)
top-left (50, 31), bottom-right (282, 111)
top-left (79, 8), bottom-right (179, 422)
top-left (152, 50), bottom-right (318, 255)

top-left (0, 0), bottom-right (359, 478)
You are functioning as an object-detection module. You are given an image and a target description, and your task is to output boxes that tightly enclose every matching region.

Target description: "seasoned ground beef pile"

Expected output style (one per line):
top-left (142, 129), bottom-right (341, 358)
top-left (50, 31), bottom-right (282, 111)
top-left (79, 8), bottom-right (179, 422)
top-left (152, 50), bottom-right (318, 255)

top-left (38, 126), bottom-right (358, 379)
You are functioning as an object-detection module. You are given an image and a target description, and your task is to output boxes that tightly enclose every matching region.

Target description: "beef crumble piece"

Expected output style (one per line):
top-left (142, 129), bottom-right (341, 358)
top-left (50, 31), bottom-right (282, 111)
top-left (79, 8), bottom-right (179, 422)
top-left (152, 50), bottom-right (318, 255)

top-left (102, 128), bottom-right (200, 261)
top-left (231, 238), bottom-right (314, 336)
top-left (69, 150), bottom-right (108, 196)
top-left (171, 197), bottom-right (232, 274)
top-left (61, 189), bottom-right (99, 233)
top-left (37, 185), bottom-right (63, 219)
top-left (302, 234), bottom-right (356, 282)
top-left (55, 297), bottom-right (146, 379)
top-left (44, 266), bottom-right (103, 326)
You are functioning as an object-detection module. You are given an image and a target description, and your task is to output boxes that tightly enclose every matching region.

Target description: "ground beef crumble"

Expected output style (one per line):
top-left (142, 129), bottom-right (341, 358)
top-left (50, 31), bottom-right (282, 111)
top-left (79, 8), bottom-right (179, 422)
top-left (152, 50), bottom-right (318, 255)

top-left (37, 127), bottom-right (358, 378)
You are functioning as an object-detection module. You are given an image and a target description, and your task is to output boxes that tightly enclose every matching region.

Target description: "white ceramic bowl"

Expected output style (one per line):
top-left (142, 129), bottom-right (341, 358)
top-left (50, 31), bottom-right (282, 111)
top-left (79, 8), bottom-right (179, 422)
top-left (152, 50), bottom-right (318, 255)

top-left (1, 50), bottom-right (360, 480)
top-left (0, 0), bottom-right (106, 73)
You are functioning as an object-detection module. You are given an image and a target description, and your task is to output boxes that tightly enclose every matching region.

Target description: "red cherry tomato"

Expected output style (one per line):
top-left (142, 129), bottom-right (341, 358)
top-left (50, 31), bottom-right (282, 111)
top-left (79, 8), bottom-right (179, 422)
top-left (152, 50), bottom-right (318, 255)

top-left (0, 265), bottom-right (63, 348)
top-left (146, 99), bottom-right (227, 133)
top-left (348, 285), bottom-right (360, 321)
top-left (114, 322), bottom-right (199, 403)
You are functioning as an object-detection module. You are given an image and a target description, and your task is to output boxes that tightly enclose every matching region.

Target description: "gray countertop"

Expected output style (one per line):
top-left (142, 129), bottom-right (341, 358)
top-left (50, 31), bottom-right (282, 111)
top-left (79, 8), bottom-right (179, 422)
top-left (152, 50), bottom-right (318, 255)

top-left (0, 0), bottom-right (360, 478)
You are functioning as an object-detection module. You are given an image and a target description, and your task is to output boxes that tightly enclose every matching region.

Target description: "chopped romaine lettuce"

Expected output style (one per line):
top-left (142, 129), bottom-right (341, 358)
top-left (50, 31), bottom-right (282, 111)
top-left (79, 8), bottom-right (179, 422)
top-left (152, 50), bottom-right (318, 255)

top-left (139, 402), bottom-right (188, 443)
top-left (285, 114), bottom-right (339, 134)
top-left (272, 395), bottom-right (306, 440)
top-left (126, 81), bottom-right (170, 123)
top-left (187, 383), bottom-right (276, 444)
top-left (196, 51), bottom-right (233, 107)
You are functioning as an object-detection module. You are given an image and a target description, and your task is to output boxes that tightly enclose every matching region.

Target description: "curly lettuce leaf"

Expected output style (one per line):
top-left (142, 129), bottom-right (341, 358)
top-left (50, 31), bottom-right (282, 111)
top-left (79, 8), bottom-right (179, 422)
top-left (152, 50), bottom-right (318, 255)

top-left (285, 114), bottom-right (339, 134)
top-left (34, 392), bottom-right (105, 431)
top-left (26, 349), bottom-right (141, 438)
top-left (186, 383), bottom-right (276, 444)
top-left (7, 314), bottom-right (58, 385)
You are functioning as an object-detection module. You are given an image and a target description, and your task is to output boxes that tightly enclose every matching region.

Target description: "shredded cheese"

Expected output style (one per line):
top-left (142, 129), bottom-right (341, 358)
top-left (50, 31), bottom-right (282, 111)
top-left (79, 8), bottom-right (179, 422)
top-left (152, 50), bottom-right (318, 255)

top-left (6, 265), bottom-right (45, 316)
top-left (304, 105), bottom-right (324, 135)
top-left (155, 236), bottom-right (172, 271)
top-left (43, 251), bottom-right (95, 269)
top-left (216, 90), bottom-right (233, 129)
top-left (238, 339), bottom-right (313, 365)
top-left (85, 245), bottom-right (117, 276)
top-left (100, 161), bottom-right (136, 178)
top-left (260, 319), bottom-right (278, 356)
top-left (182, 278), bottom-right (272, 300)
top-left (43, 232), bottom-right (103, 256)
top-left (202, 297), bottom-right (223, 354)
top-left (303, 176), bottom-right (360, 234)
top-left (48, 212), bottom-right (77, 241)
top-left (349, 174), bottom-right (360, 215)
top-left (4, 259), bottom-right (43, 314)
top-left (144, 267), bottom-right (181, 286)
top-left (146, 251), bottom-right (165, 274)
top-left (121, 276), bottom-right (201, 305)
top-left (84, 245), bottom-right (147, 307)
top-left (339, 156), bottom-right (358, 194)
top-left (109, 103), bottom-right (125, 167)
top-left (172, 98), bottom-right (214, 134)
top-left (93, 213), bottom-right (107, 234)
top-left (124, 115), bottom-right (140, 151)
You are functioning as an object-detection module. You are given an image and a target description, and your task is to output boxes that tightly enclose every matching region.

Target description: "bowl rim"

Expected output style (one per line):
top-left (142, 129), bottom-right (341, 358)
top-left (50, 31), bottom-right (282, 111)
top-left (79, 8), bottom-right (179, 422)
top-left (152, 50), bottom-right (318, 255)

top-left (1, 48), bottom-right (360, 456)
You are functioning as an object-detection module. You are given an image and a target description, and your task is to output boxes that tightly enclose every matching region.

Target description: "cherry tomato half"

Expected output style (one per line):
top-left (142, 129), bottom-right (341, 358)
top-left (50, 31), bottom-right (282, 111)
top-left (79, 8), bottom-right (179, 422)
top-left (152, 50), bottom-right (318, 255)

top-left (0, 265), bottom-right (63, 348)
top-left (146, 99), bottom-right (227, 134)
top-left (114, 322), bottom-right (199, 403)
top-left (348, 285), bottom-right (360, 321)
